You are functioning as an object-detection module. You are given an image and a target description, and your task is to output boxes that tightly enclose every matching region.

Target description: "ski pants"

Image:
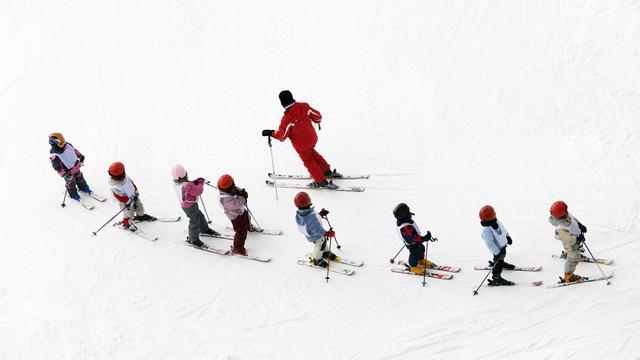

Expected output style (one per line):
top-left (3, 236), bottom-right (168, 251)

top-left (64, 170), bottom-right (90, 199)
top-left (407, 242), bottom-right (426, 267)
top-left (183, 203), bottom-right (209, 244)
top-left (294, 145), bottom-right (330, 183)
top-left (119, 197), bottom-right (145, 220)
top-left (230, 211), bottom-right (250, 251)
top-left (492, 246), bottom-right (507, 277)
top-left (561, 236), bottom-right (581, 274)
top-left (311, 236), bottom-right (329, 261)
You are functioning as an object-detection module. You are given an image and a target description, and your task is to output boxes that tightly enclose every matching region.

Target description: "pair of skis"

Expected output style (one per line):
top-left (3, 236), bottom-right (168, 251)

top-left (391, 260), bottom-right (461, 280)
top-left (266, 173), bottom-right (369, 192)
top-left (114, 216), bottom-right (181, 241)
top-left (297, 254), bottom-right (364, 275)
top-left (72, 192), bottom-right (107, 210)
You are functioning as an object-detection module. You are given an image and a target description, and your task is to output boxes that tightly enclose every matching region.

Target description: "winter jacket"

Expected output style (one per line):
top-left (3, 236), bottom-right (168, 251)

top-left (396, 219), bottom-right (426, 247)
top-left (272, 102), bottom-right (322, 150)
top-left (548, 213), bottom-right (582, 243)
top-left (109, 176), bottom-right (138, 204)
top-left (481, 220), bottom-right (510, 255)
top-left (296, 208), bottom-right (326, 243)
top-left (49, 143), bottom-right (82, 176)
top-left (218, 189), bottom-right (247, 220)
top-left (174, 180), bottom-right (204, 209)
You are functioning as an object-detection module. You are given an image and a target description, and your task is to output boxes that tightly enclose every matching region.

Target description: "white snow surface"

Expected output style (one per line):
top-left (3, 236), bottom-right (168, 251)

top-left (1, 1), bottom-right (640, 359)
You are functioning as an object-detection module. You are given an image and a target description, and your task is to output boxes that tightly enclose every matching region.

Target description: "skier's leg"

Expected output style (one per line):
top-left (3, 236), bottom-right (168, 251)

top-left (311, 237), bottom-right (327, 262)
top-left (409, 244), bottom-right (426, 274)
top-left (132, 198), bottom-right (145, 217)
top-left (309, 148), bottom-right (331, 174)
top-left (231, 211), bottom-right (249, 251)
top-left (295, 146), bottom-right (326, 183)
top-left (492, 248), bottom-right (506, 278)
top-left (183, 205), bottom-right (205, 247)
top-left (74, 171), bottom-right (91, 193)
top-left (562, 237), bottom-right (581, 281)
top-left (65, 175), bottom-right (80, 200)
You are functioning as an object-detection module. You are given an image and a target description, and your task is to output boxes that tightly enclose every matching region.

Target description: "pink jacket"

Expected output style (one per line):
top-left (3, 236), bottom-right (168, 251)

top-left (179, 181), bottom-right (204, 209)
top-left (218, 191), bottom-right (246, 220)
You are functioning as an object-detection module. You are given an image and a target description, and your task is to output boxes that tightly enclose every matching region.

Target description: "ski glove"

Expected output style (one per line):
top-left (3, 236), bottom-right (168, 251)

top-left (319, 208), bottom-right (329, 217)
top-left (578, 222), bottom-right (587, 233)
top-left (261, 129), bottom-right (274, 137)
top-left (507, 235), bottom-right (513, 245)
top-left (325, 230), bottom-right (335, 238)
top-left (422, 231), bottom-right (432, 242)
top-left (63, 173), bottom-right (74, 181)
top-left (237, 188), bottom-right (248, 199)
top-left (577, 234), bottom-right (586, 245)
top-left (193, 177), bottom-right (204, 186)
top-left (78, 154), bottom-right (85, 163)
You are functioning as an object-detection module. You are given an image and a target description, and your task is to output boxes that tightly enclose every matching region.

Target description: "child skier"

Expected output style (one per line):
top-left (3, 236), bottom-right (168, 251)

top-left (548, 200), bottom-right (587, 283)
top-left (392, 203), bottom-right (438, 275)
top-left (48, 132), bottom-right (94, 202)
top-left (217, 174), bottom-right (253, 256)
top-left (171, 164), bottom-right (219, 248)
top-left (108, 161), bottom-right (155, 232)
top-left (261, 90), bottom-right (342, 189)
top-left (294, 191), bottom-right (336, 267)
top-left (479, 205), bottom-right (516, 286)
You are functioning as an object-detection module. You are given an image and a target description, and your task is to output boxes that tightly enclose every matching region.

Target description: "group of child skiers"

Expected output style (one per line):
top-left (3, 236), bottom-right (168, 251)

top-left (49, 90), bottom-right (596, 284)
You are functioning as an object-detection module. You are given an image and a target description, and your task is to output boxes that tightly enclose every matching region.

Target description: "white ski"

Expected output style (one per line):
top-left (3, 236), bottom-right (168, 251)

top-left (305, 253), bottom-right (363, 267)
top-left (474, 265), bottom-right (542, 272)
top-left (297, 259), bottom-right (355, 275)
top-left (547, 273), bottom-right (614, 288)
top-left (225, 226), bottom-right (283, 236)
top-left (119, 227), bottom-right (158, 241)
top-left (266, 180), bottom-right (365, 192)
top-left (269, 173), bottom-right (370, 180)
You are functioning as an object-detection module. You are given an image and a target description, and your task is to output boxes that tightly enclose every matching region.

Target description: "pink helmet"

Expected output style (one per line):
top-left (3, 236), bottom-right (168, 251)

top-left (171, 164), bottom-right (187, 181)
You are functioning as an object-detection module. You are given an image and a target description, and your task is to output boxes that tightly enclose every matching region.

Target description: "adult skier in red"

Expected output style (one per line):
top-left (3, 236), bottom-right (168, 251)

top-left (262, 90), bottom-right (342, 189)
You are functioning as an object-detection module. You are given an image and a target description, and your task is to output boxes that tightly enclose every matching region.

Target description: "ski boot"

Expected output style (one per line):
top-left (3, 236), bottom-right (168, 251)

top-left (312, 258), bottom-right (329, 268)
top-left (308, 179), bottom-right (339, 190)
top-left (487, 275), bottom-right (515, 286)
top-left (201, 228), bottom-right (221, 237)
top-left (561, 273), bottom-right (583, 283)
top-left (324, 169), bottom-right (343, 179)
top-left (187, 237), bottom-right (205, 248)
top-left (70, 193), bottom-right (81, 202)
top-left (231, 246), bottom-right (248, 256)
top-left (123, 223), bottom-right (138, 232)
top-left (321, 251), bottom-right (338, 261)
top-left (133, 214), bottom-right (157, 222)
top-left (503, 262), bottom-right (516, 270)
top-left (418, 259), bottom-right (435, 269)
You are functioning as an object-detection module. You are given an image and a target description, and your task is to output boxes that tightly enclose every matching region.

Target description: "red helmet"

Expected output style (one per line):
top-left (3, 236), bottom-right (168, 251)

top-left (217, 174), bottom-right (234, 190)
top-left (108, 161), bottom-right (125, 177)
top-left (294, 191), bottom-right (312, 208)
top-left (479, 205), bottom-right (496, 221)
top-left (550, 201), bottom-right (568, 218)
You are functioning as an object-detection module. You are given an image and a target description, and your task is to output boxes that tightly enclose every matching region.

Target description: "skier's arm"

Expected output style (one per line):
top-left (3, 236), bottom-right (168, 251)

top-left (271, 114), bottom-right (293, 142)
top-left (184, 179), bottom-right (204, 197)
top-left (111, 189), bottom-right (130, 204)
top-left (73, 147), bottom-right (85, 163)
top-left (308, 105), bottom-right (322, 124)
top-left (50, 155), bottom-right (66, 176)
top-left (308, 213), bottom-right (327, 240)
top-left (400, 225), bottom-right (423, 245)
top-left (481, 229), bottom-right (501, 255)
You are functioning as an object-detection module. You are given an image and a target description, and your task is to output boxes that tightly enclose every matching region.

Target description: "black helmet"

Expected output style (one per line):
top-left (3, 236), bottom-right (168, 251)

top-left (279, 90), bottom-right (295, 108)
top-left (393, 203), bottom-right (413, 220)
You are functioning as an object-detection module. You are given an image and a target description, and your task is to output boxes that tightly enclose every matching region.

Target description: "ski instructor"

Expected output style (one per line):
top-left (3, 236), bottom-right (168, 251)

top-left (262, 90), bottom-right (342, 189)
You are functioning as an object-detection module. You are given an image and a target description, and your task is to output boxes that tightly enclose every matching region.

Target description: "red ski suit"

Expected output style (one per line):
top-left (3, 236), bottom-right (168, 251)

top-left (272, 102), bottom-right (330, 182)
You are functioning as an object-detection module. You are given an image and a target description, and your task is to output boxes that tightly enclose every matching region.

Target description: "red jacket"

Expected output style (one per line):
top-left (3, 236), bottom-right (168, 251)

top-left (272, 102), bottom-right (322, 150)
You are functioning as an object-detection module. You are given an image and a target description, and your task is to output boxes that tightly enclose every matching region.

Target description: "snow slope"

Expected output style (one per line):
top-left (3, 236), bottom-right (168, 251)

top-left (1, 1), bottom-right (640, 359)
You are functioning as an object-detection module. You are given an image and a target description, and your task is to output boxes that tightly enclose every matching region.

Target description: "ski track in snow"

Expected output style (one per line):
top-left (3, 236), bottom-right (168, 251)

top-left (1, 0), bottom-right (640, 359)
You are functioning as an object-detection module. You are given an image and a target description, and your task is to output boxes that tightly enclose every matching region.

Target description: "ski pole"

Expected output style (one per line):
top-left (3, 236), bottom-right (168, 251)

top-left (422, 239), bottom-right (429, 287)
top-left (389, 245), bottom-right (406, 264)
top-left (245, 205), bottom-right (262, 230)
top-left (92, 206), bottom-right (128, 236)
top-left (325, 235), bottom-right (332, 283)
top-left (61, 190), bottom-right (68, 208)
top-left (582, 242), bottom-right (611, 285)
top-left (267, 136), bottom-right (279, 202)
top-left (200, 196), bottom-right (212, 224)
top-left (320, 211), bottom-right (341, 250)
top-left (473, 269), bottom-right (492, 296)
